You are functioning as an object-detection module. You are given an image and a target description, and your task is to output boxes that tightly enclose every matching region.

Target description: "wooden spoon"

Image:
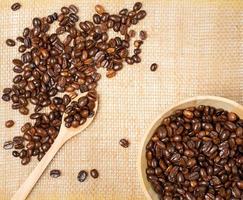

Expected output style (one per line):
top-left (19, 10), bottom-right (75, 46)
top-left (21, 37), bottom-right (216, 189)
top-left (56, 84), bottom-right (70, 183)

top-left (11, 93), bottom-right (98, 200)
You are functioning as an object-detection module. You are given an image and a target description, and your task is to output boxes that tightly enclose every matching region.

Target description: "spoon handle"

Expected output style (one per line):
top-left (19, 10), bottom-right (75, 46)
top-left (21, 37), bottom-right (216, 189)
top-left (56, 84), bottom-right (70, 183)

top-left (11, 134), bottom-right (66, 200)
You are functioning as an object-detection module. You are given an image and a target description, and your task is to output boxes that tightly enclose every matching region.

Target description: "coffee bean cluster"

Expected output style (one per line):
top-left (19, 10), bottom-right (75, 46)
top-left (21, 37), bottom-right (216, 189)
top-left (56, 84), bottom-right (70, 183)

top-left (64, 90), bottom-right (97, 128)
top-left (2, 3), bottom-right (146, 165)
top-left (146, 106), bottom-right (243, 199)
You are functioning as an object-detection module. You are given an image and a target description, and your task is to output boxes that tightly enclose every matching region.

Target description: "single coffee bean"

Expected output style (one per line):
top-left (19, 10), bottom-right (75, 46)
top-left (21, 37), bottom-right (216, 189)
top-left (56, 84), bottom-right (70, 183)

top-left (119, 138), bottom-right (129, 148)
top-left (90, 169), bottom-right (99, 178)
top-left (5, 120), bottom-right (15, 128)
top-left (6, 39), bottom-right (16, 47)
top-left (133, 2), bottom-right (142, 11)
top-left (139, 30), bottom-right (147, 40)
top-left (3, 141), bottom-right (14, 150)
top-left (95, 5), bottom-right (105, 15)
top-left (77, 170), bottom-right (88, 182)
top-left (50, 169), bottom-right (61, 178)
top-left (11, 2), bottom-right (21, 11)
top-left (21, 157), bottom-right (30, 165)
top-left (12, 150), bottom-right (20, 157)
top-left (150, 63), bottom-right (158, 71)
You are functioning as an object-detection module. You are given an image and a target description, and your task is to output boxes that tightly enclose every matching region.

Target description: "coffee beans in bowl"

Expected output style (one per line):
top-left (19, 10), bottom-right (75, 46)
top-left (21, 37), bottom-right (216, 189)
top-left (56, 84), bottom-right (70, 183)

top-left (139, 96), bottom-right (243, 200)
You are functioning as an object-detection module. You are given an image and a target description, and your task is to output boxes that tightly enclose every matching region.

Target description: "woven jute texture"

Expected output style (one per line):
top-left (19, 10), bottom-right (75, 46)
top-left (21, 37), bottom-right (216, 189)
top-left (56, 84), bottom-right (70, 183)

top-left (0, 0), bottom-right (242, 199)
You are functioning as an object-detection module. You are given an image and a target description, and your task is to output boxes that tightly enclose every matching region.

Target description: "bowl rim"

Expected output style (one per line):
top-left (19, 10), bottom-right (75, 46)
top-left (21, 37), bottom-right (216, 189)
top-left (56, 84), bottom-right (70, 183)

top-left (137, 95), bottom-right (243, 200)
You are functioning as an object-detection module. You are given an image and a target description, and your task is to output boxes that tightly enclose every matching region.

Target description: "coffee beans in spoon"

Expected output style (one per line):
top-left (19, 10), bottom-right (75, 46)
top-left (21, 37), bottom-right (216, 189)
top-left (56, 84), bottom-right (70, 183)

top-left (145, 106), bottom-right (243, 199)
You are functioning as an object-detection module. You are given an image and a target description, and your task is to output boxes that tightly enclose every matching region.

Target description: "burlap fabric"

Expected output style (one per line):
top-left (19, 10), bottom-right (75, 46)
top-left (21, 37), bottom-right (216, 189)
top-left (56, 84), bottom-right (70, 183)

top-left (0, 0), bottom-right (242, 199)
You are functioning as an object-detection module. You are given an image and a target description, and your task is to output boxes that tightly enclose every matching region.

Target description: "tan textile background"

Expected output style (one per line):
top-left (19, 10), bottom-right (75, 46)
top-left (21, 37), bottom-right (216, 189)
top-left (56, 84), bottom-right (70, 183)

top-left (0, 0), bottom-right (242, 199)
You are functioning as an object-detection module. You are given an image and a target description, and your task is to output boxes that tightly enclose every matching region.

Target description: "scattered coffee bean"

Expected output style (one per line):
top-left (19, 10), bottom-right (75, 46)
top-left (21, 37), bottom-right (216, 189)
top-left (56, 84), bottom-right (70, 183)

top-left (119, 138), bottom-right (129, 148)
top-left (150, 63), bottom-right (158, 71)
top-left (146, 106), bottom-right (243, 199)
top-left (3, 141), bottom-right (14, 150)
top-left (50, 169), bottom-right (61, 178)
top-left (11, 2), bottom-right (21, 11)
top-left (6, 39), bottom-right (16, 47)
top-left (139, 30), bottom-right (147, 40)
top-left (77, 170), bottom-right (88, 182)
top-left (5, 120), bottom-right (15, 128)
top-left (90, 169), bottom-right (99, 178)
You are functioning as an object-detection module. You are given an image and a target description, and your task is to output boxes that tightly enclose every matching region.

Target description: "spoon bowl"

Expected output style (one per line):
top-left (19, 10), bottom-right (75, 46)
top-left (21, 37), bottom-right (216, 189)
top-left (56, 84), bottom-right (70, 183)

top-left (11, 92), bottom-right (98, 200)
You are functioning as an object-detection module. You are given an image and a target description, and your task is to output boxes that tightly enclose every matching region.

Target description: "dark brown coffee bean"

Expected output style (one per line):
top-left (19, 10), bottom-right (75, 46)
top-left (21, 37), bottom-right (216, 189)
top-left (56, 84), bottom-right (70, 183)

top-left (5, 120), bottom-right (15, 128)
top-left (11, 2), bottom-right (21, 11)
top-left (37, 152), bottom-right (45, 161)
top-left (50, 169), bottom-right (61, 178)
top-left (90, 169), bottom-right (99, 178)
top-left (150, 63), bottom-right (158, 71)
top-left (12, 150), bottom-right (20, 157)
top-left (77, 170), bottom-right (88, 182)
top-left (133, 2), bottom-right (142, 11)
top-left (21, 157), bottom-right (30, 165)
top-left (6, 39), bottom-right (16, 47)
top-left (19, 149), bottom-right (27, 159)
top-left (93, 14), bottom-right (101, 24)
top-left (33, 18), bottom-right (41, 27)
top-left (136, 10), bottom-right (147, 20)
top-left (119, 138), bottom-right (129, 148)
top-left (19, 107), bottom-right (29, 115)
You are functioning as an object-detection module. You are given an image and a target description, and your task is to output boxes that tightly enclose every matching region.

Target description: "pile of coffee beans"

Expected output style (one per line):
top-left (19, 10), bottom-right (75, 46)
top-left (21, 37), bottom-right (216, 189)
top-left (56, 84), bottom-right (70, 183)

top-left (146, 106), bottom-right (243, 199)
top-left (2, 2), bottom-right (146, 165)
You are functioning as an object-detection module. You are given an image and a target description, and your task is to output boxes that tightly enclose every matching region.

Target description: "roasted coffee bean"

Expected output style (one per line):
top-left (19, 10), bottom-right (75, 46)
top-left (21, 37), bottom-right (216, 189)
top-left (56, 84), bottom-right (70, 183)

top-left (21, 157), bottom-right (30, 165)
top-left (3, 141), bottom-right (14, 150)
top-left (119, 138), bottom-right (129, 148)
top-left (6, 39), bottom-right (16, 47)
top-left (37, 152), bottom-right (45, 161)
top-left (139, 30), bottom-right (147, 40)
top-left (95, 5), bottom-right (105, 15)
top-left (11, 2), bottom-right (21, 11)
top-left (90, 169), bottom-right (99, 178)
top-left (12, 150), bottom-right (20, 157)
top-left (150, 63), bottom-right (158, 71)
top-left (69, 5), bottom-right (78, 14)
top-left (5, 120), bottom-right (15, 128)
top-left (77, 170), bottom-right (88, 182)
top-left (50, 169), bottom-right (61, 178)
top-left (133, 2), bottom-right (142, 11)
top-left (19, 149), bottom-right (27, 159)
top-left (136, 10), bottom-right (147, 20)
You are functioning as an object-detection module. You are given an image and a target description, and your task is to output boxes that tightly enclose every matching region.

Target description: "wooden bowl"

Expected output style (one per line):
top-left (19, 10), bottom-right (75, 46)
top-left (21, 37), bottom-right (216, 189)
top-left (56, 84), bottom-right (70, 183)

top-left (138, 96), bottom-right (243, 200)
